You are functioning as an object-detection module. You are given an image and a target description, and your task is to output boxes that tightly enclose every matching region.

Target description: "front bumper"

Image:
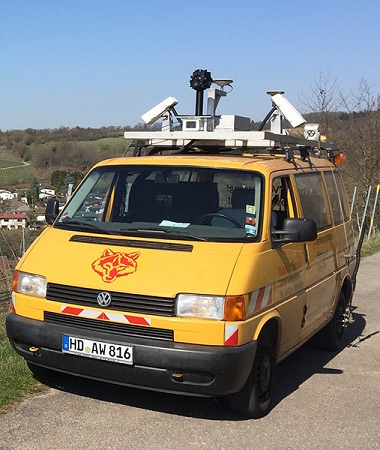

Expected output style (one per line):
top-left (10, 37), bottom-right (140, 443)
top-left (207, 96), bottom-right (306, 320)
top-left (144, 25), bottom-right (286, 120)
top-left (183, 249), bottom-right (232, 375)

top-left (6, 312), bottom-right (256, 396)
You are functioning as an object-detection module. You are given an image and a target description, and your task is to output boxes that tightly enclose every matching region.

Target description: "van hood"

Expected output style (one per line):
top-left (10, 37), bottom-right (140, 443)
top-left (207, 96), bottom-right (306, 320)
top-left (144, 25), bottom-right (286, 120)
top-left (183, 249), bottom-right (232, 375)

top-left (19, 228), bottom-right (244, 297)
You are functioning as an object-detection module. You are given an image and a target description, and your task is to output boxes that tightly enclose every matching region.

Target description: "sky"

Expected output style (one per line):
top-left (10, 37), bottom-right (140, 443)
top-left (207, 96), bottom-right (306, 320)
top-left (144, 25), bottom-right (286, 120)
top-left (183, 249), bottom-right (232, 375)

top-left (0, 0), bottom-right (379, 131)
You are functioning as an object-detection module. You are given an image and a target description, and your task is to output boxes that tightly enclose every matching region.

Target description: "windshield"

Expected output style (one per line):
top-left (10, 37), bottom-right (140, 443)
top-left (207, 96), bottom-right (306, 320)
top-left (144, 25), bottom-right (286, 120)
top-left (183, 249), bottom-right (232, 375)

top-left (56, 165), bottom-right (263, 242)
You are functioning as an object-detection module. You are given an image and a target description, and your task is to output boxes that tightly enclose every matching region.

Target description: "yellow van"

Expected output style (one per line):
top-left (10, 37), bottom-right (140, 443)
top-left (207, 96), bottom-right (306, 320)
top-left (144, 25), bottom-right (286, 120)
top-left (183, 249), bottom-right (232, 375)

top-left (6, 71), bottom-right (356, 418)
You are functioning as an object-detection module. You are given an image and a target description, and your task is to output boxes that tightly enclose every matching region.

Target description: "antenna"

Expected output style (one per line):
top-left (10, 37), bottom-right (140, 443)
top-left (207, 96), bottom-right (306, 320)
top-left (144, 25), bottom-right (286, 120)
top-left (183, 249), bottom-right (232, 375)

top-left (212, 79), bottom-right (233, 90)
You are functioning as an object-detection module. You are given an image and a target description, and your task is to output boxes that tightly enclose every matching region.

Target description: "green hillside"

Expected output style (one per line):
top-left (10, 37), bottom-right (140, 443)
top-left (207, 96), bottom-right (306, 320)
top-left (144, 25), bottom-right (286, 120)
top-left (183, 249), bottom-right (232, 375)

top-left (0, 147), bottom-right (37, 185)
top-left (0, 136), bottom-right (128, 187)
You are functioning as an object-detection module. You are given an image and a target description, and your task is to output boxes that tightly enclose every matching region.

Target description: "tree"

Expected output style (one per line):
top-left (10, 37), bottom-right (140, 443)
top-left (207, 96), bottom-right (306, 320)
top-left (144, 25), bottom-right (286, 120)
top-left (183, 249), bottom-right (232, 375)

top-left (336, 79), bottom-right (380, 190)
top-left (301, 71), bottom-right (341, 137)
top-left (27, 179), bottom-right (40, 207)
top-left (51, 170), bottom-right (84, 195)
top-left (51, 170), bottom-right (68, 193)
top-left (33, 146), bottom-right (52, 170)
top-left (302, 75), bottom-right (380, 193)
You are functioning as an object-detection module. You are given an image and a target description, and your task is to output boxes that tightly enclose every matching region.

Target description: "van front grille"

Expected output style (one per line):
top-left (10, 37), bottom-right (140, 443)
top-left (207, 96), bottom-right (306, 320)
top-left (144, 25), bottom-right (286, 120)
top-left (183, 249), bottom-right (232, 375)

top-left (44, 312), bottom-right (174, 341)
top-left (46, 283), bottom-right (176, 317)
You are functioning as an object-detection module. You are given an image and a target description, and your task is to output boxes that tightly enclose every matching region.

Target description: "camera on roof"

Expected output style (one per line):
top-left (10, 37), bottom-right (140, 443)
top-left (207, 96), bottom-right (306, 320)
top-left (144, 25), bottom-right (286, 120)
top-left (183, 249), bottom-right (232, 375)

top-left (190, 69), bottom-right (213, 91)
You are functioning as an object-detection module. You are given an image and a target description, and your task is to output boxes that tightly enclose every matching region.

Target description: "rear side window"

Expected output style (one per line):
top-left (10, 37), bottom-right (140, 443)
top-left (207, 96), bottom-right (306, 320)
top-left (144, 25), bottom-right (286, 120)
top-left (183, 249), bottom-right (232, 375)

top-left (324, 171), bottom-right (350, 224)
top-left (295, 173), bottom-right (332, 231)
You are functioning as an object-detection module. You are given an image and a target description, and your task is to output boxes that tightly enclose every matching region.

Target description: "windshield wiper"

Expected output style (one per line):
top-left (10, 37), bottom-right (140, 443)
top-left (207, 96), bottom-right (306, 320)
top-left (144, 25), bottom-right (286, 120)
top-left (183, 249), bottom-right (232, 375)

top-left (57, 220), bottom-right (116, 235)
top-left (119, 227), bottom-right (207, 241)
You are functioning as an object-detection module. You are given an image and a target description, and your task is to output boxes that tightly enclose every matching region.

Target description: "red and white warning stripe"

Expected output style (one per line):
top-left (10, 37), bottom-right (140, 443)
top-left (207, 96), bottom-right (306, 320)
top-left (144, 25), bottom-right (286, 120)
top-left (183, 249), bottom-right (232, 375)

top-left (248, 285), bottom-right (272, 314)
top-left (60, 305), bottom-right (151, 326)
top-left (224, 324), bottom-right (239, 346)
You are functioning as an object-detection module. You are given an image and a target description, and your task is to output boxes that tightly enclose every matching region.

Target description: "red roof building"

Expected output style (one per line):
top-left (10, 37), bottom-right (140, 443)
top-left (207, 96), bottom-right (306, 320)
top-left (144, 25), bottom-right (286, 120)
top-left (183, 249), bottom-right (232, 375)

top-left (0, 213), bottom-right (27, 230)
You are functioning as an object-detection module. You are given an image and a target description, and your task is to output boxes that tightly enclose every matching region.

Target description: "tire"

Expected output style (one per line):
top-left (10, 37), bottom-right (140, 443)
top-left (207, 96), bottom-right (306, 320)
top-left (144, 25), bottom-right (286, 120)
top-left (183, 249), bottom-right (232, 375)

top-left (313, 293), bottom-right (347, 351)
top-left (228, 328), bottom-right (275, 418)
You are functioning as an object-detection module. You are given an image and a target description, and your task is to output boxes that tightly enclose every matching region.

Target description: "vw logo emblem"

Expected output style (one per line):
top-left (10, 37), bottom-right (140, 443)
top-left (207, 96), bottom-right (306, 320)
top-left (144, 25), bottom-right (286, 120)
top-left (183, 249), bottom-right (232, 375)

top-left (97, 291), bottom-right (112, 307)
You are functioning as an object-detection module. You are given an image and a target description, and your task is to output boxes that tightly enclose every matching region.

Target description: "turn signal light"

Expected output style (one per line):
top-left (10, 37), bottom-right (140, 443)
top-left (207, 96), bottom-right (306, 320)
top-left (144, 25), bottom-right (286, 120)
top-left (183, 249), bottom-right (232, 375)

top-left (13, 270), bottom-right (19, 292)
top-left (333, 153), bottom-right (346, 165)
top-left (224, 295), bottom-right (245, 321)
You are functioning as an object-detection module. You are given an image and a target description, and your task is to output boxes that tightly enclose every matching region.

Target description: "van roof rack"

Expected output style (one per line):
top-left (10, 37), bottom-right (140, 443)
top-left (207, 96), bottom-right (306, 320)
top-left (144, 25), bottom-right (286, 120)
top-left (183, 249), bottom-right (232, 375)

top-left (123, 69), bottom-right (338, 159)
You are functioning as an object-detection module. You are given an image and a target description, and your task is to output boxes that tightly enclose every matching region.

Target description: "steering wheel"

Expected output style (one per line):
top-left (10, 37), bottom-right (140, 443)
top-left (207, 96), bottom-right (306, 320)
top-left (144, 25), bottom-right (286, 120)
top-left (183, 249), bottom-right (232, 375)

top-left (196, 213), bottom-right (243, 228)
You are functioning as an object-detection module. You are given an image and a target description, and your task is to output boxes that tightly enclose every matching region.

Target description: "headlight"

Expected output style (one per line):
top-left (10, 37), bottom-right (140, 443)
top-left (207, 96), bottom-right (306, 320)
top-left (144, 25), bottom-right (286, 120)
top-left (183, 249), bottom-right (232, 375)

top-left (176, 294), bottom-right (224, 320)
top-left (14, 271), bottom-right (47, 298)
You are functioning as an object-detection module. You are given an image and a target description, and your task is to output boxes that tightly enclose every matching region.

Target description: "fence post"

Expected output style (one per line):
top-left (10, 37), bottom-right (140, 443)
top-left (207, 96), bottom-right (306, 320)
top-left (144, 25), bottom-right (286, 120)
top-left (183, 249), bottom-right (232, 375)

top-left (350, 186), bottom-right (357, 215)
top-left (359, 186), bottom-right (372, 238)
top-left (367, 184), bottom-right (380, 240)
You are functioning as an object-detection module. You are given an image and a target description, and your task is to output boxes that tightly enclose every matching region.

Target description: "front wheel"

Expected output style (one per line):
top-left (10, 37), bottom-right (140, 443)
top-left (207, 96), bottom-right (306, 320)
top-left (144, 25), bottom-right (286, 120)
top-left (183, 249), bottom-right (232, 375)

top-left (228, 328), bottom-right (275, 418)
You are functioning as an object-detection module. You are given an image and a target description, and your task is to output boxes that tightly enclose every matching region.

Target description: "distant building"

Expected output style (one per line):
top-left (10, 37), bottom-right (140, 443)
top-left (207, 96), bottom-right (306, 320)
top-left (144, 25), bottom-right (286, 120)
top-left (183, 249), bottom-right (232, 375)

top-left (38, 184), bottom-right (56, 199)
top-left (0, 213), bottom-right (27, 230)
top-left (0, 189), bottom-right (16, 201)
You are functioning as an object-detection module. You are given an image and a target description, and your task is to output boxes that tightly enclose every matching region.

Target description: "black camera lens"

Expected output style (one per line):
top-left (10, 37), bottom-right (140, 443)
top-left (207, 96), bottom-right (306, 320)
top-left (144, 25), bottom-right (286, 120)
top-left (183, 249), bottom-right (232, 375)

top-left (190, 69), bottom-right (212, 91)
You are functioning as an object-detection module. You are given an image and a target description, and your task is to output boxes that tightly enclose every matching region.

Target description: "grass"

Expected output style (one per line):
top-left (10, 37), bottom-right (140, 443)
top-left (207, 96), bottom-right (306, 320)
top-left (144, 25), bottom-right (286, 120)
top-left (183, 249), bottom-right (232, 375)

top-left (360, 231), bottom-right (380, 257)
top-left (0, 306), bottom-right (45, 414)
top-left (93, 137), bottom-right (127, 151)
top-left (0, 146), bottom-right (37, 184)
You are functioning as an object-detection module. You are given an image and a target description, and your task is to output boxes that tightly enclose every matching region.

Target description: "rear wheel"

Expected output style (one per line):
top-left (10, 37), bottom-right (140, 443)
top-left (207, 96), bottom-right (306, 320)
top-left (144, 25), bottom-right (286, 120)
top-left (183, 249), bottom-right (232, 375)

top-left (228, 328), bottom-right (275, 418)
top-left (313, 293), bottom-right (347, 351)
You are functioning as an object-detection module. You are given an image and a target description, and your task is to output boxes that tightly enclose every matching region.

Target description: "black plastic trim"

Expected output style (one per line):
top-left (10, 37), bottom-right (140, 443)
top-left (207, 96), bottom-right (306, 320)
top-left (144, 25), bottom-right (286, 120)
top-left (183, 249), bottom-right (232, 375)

top-left (6, 312), bottom-right (256, 396)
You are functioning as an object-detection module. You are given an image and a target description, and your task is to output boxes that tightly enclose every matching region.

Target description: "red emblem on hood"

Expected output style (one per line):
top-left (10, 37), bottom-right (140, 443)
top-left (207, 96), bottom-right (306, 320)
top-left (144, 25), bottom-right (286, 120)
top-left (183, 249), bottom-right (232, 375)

top-left (92, 249), bottom-right (140, 283)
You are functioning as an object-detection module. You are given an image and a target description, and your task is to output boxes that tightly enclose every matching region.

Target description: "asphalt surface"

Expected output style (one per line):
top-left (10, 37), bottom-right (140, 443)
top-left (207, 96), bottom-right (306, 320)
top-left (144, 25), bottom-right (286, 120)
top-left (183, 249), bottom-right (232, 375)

top-left (1, 253), bottom-right (379, 450)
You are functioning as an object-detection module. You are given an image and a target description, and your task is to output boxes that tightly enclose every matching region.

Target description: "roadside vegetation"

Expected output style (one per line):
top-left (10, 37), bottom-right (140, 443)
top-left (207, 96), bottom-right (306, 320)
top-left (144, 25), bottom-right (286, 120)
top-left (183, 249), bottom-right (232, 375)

top-left (0, 305), bottom-right (45, 414)
top-left (360, 231), bottom-right (380, 257)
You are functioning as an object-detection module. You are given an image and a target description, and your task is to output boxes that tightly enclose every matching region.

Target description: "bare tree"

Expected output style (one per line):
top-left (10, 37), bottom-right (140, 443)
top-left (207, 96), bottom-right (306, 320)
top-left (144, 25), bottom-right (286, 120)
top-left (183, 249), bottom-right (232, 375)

top-left (300, 71), bottom-right (340, 136)
top-left (302, 75), bottom-right (380, 192)
top-left (336, 79), bottom-right (380, 190)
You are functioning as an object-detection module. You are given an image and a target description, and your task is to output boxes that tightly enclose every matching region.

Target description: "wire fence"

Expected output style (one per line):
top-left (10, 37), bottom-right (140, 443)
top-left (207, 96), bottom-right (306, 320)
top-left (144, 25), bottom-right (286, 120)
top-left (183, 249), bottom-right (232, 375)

top-left (0, 291), bottom-right (11, 307)
top-left (351, 184), bottom-right (380, 239)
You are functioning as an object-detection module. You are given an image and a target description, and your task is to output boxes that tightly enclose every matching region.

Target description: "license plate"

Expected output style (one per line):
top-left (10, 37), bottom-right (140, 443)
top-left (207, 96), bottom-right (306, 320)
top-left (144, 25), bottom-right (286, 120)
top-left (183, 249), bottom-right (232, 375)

top-left (62, 335), bottom-right (133, 365)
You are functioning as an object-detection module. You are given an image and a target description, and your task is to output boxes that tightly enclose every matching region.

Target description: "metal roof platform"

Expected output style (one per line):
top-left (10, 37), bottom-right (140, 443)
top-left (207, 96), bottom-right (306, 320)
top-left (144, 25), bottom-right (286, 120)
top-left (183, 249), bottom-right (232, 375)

top-left (123, 130), bottom-right (319, 150)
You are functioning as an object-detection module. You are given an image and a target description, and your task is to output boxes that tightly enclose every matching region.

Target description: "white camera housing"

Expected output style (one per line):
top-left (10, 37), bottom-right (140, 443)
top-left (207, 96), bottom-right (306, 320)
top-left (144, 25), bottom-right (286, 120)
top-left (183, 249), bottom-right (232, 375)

top-left (304, 123), bottom-right (320, 140)
top-left (141, 96), bottom-right (178, 125)
top-left (267, 91), bottom-right (306, 128)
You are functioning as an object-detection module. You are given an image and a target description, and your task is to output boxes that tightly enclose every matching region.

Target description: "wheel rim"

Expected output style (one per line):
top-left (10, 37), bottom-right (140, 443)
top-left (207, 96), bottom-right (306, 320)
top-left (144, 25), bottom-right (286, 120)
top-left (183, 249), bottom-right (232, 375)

top-left (335, 305), bottom-right (345, 341)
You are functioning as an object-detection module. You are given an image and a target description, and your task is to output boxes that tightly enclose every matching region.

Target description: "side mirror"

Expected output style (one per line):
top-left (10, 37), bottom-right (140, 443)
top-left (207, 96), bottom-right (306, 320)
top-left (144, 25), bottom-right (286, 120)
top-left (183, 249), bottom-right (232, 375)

top-left (272, 218), bottom-right (317, 245)
top-left (45, 197), bottom-right (60, 225)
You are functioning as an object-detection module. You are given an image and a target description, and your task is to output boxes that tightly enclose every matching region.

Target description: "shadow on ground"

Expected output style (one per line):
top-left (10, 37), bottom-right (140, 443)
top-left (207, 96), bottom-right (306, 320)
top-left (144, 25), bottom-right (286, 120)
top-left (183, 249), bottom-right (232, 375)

top-left (33, 310), bottom-right (369, 421)
top-left (271, 309), bottom-right (369, 409)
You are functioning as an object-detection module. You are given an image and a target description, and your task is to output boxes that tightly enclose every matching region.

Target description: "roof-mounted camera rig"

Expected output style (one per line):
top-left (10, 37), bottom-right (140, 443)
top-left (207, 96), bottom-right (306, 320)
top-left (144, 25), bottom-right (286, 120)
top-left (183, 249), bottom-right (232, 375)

top-left (123, 69), bottom-right (345, 164)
